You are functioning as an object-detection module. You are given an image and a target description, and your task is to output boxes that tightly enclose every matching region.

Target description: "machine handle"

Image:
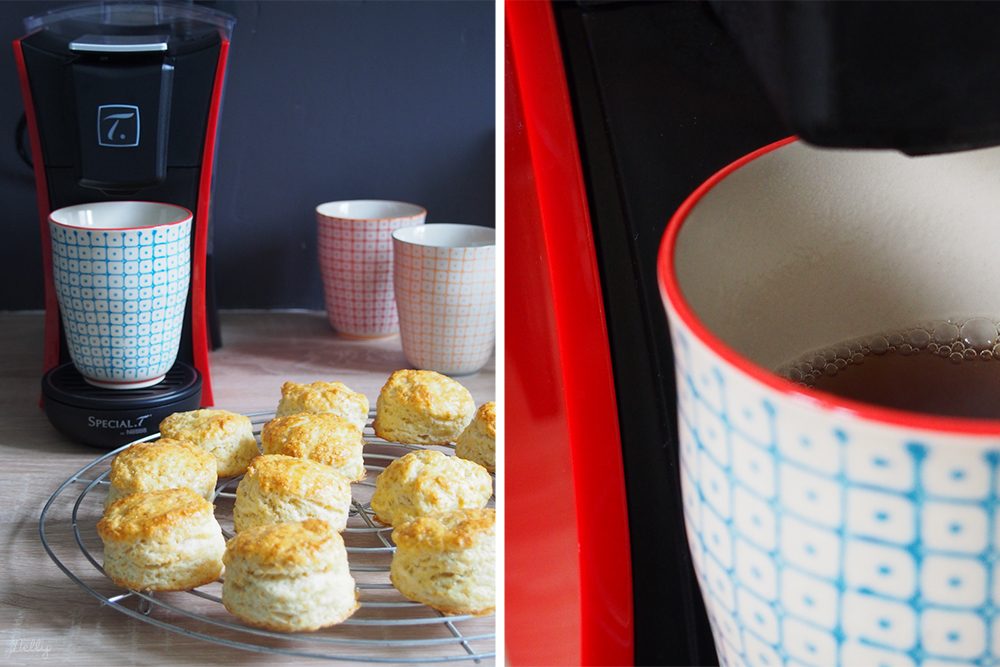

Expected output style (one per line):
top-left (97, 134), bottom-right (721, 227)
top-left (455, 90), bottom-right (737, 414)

top-left (69, 34), bottom-right (168, 53)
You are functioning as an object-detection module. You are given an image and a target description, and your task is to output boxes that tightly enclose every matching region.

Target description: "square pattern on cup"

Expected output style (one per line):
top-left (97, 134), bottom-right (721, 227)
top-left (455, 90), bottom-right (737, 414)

top-left (50, 220), bottom-right (191, 384)
top-left (393, 241), bottom-right (494, 375)
top-left (317, 214), bottom-right (423, 337)
top-left (669, 325), bottom-right (1000, 667)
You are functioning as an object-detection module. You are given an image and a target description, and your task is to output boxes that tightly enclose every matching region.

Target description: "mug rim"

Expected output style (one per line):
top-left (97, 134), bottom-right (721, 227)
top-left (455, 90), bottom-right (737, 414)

top-left (315, 199), bottom-right (427, 222)
top-left (392, 223), bottom-right (495, 249)
top-left (657, 135), bottom-right (1000, 436)
top-left (49, 201), bottom-right (192, 231)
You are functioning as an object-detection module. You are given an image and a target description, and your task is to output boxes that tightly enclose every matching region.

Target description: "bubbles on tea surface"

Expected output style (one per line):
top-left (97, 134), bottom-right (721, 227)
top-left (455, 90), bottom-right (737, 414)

top-left (961, 318), bottom-right (997, 349)
top-left (908, 329), bottom-right (931, 349)
top-left (870, 337), bottom-right (889, 355)
top-left (777, 316), bottom-right (1000, 387)
top-left (933, 322), bottom-right (960, 345)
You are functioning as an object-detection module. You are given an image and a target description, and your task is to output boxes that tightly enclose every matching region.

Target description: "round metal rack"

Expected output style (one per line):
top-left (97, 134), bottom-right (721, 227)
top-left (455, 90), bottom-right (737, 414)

top-left (39, 411), bottom-right (496, 663)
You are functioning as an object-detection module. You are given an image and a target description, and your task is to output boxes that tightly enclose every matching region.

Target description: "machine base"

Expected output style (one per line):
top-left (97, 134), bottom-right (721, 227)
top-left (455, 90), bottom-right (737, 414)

top-left (42, 362), bottom-right (202, 449)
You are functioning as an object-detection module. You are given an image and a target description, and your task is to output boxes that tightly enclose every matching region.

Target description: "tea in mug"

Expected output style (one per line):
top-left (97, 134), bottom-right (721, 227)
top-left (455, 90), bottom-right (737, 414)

top-left (777, 317), bottom-right (1000, 419)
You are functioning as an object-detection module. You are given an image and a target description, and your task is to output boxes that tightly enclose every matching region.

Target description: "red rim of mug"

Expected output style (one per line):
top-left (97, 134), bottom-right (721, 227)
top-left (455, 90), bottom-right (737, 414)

top-left (657, 135), bottom-right (1000, 436)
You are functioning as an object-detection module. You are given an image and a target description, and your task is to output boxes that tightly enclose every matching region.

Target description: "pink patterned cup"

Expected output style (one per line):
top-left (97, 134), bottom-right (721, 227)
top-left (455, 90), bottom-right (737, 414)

top-left (316, 200), bottom-right (426, 338)
top-left (392, 224), bottom-right (495, 375)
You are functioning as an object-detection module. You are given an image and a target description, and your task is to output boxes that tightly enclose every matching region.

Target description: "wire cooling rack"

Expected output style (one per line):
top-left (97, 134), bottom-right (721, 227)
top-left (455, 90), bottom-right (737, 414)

top-left (38, 411), bottom-right (496, 663)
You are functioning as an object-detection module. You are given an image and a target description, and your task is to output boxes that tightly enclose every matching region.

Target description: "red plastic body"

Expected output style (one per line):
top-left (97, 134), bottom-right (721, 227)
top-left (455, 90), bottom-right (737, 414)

top-left (12, 37), bottom-right (230, 406)
top-left (190, 37), bottom-right (230, 406)
top-left (506, 2), bottom-right (634, 664)
top-left (12, 37), bottom-right (59, 374)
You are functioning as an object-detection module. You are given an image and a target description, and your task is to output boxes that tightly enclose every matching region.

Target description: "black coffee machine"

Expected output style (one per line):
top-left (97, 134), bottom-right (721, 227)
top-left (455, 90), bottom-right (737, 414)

top-left (507, 1), bottom-right (1000, 664)
top-left (14, 2), bottom-right (233, 448)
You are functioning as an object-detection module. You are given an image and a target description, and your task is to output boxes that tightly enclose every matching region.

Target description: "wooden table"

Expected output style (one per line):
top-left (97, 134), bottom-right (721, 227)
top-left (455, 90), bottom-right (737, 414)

top-left (0, 311), bottom-right (495, 665)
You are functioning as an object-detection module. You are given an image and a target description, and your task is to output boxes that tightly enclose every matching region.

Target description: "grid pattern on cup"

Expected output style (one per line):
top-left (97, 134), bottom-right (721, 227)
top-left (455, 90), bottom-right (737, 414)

top-left (393, 242), bottom-right (495, 375)
top-left (669, 326), bottom-right (1000, 667)
top-left (317, 216), bottom-right (423, 337)
top-left (50, 220), bottom-right (191, 383)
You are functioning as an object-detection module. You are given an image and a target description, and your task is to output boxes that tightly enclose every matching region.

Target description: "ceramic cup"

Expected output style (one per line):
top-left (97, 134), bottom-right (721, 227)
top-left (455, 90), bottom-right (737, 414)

top-left (659, 138), bottom-right (1000, 667)
top-left (392, 224), bottom-right (495, 375)
top-left (316, 200), bottom-right (426, 338)
top-left (49, 201), bottom-right (192, 390)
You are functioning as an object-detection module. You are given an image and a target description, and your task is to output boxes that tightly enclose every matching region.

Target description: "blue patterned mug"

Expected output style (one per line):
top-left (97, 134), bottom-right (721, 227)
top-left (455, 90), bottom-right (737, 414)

top-left (49, 201), bottom-right (192, 390)
top-left (659, 138), bottom-right (1000, 666)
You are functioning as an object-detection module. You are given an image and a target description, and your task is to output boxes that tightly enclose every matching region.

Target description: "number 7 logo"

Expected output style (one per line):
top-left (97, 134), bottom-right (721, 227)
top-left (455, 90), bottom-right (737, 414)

top-left (97, 104), bottom-right (140, 148)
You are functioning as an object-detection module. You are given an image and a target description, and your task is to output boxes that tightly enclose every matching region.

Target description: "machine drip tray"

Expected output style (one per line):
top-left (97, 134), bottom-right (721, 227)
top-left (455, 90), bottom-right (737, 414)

top-left (42, 362), bottom-right (202, 449)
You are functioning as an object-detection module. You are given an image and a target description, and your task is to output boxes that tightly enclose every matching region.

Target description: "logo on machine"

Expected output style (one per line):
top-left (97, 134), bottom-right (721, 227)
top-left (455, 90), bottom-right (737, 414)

top-left (87, 413), bottom-right (152, 432)
top-left (97, 104), bottom-right (140, 147)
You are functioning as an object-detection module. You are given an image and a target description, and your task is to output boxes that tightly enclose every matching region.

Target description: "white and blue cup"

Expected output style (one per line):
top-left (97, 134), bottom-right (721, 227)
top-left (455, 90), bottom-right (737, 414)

top-left (659, 139), bottom-right (1000, 667)
top-left (49, 201), bottom-right (193, 390)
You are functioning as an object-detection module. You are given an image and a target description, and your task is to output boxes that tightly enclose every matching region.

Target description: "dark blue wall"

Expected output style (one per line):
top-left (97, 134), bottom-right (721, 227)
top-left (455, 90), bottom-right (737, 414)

top-left (0, 1), bottom-right (495, 309)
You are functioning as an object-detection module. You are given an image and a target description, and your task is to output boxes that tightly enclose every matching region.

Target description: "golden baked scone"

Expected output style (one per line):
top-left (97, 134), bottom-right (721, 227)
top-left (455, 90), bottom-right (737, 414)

top-left (106, 438), bottom-right (217, 508)
top-left (455, 402), bottom-right (495, 473)
top-left (275, 380), bottom-right (369, 431)
top-left (233, 455), bottom-right (353, 533)
top-left (222, 519), bottom-right (358, 631)
top-left (390, 508), bottom-right (495, 615)
top-left (97, 488), bottom-right (225, 591)
top-left (261, 413), bottom-right (365, 481)
top-left (159, 409), bottom-right (259, 477)
top-left (370, 450), bottom-right (492, 526)
top-left (373, 370), bottom-right (476, 444)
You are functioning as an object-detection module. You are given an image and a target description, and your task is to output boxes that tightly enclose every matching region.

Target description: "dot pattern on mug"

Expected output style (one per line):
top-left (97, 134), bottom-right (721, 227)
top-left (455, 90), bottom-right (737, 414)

top-left (393, 240), bottom-right (494, 375)
top-left (317, 215), bottom-right (423, 337)
top-left (670, 327), bottom-right (1000, 667)
top-left (50, 220), bottom-right (191, 384)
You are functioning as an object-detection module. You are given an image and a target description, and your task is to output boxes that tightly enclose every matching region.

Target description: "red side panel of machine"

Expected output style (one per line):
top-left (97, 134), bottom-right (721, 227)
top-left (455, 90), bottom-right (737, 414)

top-left (190, 37), bottom-right (230, 407)
top-left (506, 2), bottom-right (634, 664)
top-left (13, 37), bottom-right (59, 374)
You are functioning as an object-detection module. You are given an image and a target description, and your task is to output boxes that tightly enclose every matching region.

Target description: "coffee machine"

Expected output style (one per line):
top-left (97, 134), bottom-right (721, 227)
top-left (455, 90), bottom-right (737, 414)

top-left (507, 1), bottom-right (1000, 664)
top-left (14, 2), bottom-right (233, 448)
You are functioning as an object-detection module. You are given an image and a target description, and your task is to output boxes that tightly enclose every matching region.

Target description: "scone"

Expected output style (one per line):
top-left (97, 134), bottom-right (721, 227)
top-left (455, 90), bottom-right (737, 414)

top-left (370, 450), bottom-right (492, 526)
top-left (222, 519), bottom-right (358, 631)
top-left (455, 402), bottom-right (495, 473)
top-left (373, 370), bottom-right (476, 444)
top-left (390, 508), bottom-right (495, 615)
top-left (106, 437), bottom-right (217, 508)
top-left (97, 488), bottom-right (225, 591)
top-left (159, 409), bottom-right (259, 477)
top-left (275, 380), bottom-right (369, 431)
top-left (261, 413), bottom-right (365, 481)
top-left (234, 455), bottom-right (353, 533)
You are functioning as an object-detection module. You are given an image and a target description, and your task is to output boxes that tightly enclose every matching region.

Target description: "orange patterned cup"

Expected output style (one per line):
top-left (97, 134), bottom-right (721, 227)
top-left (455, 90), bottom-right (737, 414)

top-left (392, 224), bottom-right (495, 375)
